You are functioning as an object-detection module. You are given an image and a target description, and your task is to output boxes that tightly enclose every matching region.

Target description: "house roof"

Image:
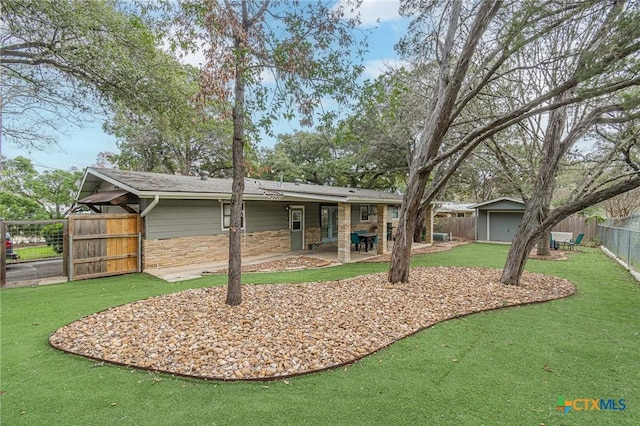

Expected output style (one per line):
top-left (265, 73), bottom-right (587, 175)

top-left (468, 197), bottom-right (525, 209)
top-left (77, 167), bottom-right (404, 205)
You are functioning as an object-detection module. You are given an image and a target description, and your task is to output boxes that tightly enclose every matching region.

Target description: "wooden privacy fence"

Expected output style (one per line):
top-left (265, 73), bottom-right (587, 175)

top-left (433, 216), bottom-right (476, 240)
top-left (68, 214), bottom-right (142, 281)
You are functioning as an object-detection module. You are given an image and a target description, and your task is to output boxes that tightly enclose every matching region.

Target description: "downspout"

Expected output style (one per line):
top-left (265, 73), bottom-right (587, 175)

top-left (140, 195), bottom-right (160, 218)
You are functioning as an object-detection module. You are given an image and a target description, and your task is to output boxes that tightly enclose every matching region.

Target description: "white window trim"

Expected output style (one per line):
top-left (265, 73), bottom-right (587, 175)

top-left (221, 201), bottom-right (246, 231)
top-left (360, 204), bottom-right (370, 222)
top-left (392, 205), bottom-right (399, 219)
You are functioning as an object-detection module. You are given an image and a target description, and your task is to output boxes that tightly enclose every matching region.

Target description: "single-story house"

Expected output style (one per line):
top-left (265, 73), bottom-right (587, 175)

top-left (75, 168), bottom-right (432, 269)
top-left (469, 197), bottom-right (526, 242)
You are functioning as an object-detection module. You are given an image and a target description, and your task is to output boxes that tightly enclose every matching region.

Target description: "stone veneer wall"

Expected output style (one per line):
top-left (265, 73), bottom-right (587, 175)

top-left (143, 230), bottom-right (291, 270)
top-left (305, 226), bottom-right (322, 248)
top-left (337, 202), bottom-right (351, 263)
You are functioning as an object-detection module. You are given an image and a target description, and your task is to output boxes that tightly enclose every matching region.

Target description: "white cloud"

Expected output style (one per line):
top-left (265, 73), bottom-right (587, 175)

top-left (339, 0), bottom-right (403, 26)
top-left (362, 58), bottom-right (399, 80)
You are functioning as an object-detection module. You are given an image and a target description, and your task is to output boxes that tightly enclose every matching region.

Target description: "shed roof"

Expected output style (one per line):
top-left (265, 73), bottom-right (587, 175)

top-left (468, 197), bottom-right (525, 209)
top-left (77, 168), bottom-right (403, 205)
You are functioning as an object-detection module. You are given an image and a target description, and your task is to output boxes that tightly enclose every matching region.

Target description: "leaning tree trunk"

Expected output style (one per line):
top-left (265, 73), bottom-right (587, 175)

top-left (501, 95), bottom-right (566, 285)
top-left (501, 179), bottom-right (558, 285)
top-left (388, 0), bottom-right (500, 284)
top-left (500, 207), bottom-right (544, 285)
top-left (388, 174), bottom-right (428, 283)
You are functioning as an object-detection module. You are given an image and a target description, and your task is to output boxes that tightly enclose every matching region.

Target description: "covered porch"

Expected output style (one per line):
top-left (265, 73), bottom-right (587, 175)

top-left (145, 238), bottom-right (436, 282)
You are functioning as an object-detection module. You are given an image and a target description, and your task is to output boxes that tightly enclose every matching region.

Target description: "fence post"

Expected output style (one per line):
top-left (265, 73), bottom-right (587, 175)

top-left (628, 229), bottom-right (632, 268)
top-left (68, 234), bottom-right (74, 282)
top-left (138, 232), bottom-right (142, 273)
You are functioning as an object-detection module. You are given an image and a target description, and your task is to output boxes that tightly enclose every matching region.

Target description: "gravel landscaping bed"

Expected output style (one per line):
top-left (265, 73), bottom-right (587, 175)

top-left (50, 266), bottom-right (575, 381)
top-left (209, 255), bottom-right (333, 273)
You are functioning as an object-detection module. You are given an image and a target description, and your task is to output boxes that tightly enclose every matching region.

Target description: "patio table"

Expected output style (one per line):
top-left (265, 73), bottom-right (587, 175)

top-left (358, 232), bottom-right (377, 252)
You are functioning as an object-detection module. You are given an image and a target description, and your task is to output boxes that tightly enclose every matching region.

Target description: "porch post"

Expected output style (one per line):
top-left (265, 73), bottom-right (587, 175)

top-left (337, 202), bottom-right (351, 263)
top-left (423, 204), bottom-right (433, 244)
top-left (376, 204), bottom-right (388, 255)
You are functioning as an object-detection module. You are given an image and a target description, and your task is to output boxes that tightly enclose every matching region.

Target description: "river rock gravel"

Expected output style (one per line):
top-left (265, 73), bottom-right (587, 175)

top-left (49, 266), bottom-right (575, 381)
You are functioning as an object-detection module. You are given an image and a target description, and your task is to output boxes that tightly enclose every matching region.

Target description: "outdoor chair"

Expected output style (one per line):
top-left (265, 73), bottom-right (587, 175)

top-left (371, 235), bottom-right (378, 251)
top-left (567, 233), bottom-right (584, 250)
top-left (350, 232), bottom-right (362, 251)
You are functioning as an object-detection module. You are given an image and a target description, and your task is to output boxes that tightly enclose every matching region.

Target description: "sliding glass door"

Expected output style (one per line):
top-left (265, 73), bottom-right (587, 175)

top-left (320, 205), bottom-right (338, 243)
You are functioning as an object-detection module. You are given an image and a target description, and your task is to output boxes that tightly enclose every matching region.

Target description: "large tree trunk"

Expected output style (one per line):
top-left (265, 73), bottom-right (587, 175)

top-left (535, 196), bottom-right (553, 256)
top-left (536, 230), bottom-right (551, 256)
top-left (226, 26), bottom-right (248, 306)
top-left (501, 206), bottom-right (546, 285)
top-left (388, 175), bottom-right (428, 283)
top-left (387, 0), bottom-right (500, 284)
top-left (501, 96), bottom-right (566, 285)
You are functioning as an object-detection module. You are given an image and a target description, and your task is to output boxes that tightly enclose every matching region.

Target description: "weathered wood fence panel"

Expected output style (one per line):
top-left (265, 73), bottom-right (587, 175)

top-left (69, 214), bottom-right (141, 281)
top-left (433, 216), bottom-right (476, 240)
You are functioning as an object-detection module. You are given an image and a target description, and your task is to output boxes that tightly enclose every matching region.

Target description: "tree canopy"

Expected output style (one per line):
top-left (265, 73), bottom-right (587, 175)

top-left (0, 156), bottom-right (81, 219)
top-left (385, 0), bottom-right (640, 284)
top-left (1, 0), bottom-right (185, 149)
top-left (160, 0), bottom-right (367, 305)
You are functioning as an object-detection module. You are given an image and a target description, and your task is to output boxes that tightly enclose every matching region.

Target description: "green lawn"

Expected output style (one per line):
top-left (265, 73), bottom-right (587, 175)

top-left (1, 244), bottom-right (638, 425)
top-left (14, 245), bottom-right (60, 261)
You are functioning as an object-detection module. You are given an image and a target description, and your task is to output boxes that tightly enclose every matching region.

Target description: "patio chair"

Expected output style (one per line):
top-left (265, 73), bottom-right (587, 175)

top-left (568, 233), bottom-right (584, 250)
top-left (371, 235), bottom-right (378, 251)
top-left (350, 232), bottom-right (362, 251)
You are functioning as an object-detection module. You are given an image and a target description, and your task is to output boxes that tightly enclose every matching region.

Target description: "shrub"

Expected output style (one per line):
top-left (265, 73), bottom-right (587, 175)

top-left (41, 223), bottom-right (64, 254)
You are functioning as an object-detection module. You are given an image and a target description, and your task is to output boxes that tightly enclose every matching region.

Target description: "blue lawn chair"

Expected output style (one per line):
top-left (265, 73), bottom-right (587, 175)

top-left (568, 233), bottom-right (584, 250)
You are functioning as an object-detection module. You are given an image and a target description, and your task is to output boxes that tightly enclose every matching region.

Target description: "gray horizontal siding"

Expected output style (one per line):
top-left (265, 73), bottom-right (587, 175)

top-left (477, 211), bottom-right (488, 240)
top-left (144, 199), bottom-right (322, 239)
top-left (304, 203), bottom-right (320, 228)
top-left (145, 199), bottom-right (220, 239)
top-left (246, 201), bottom-right (289, 232)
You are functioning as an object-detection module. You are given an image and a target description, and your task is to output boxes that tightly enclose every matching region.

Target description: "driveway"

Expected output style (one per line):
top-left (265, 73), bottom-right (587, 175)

top-left (4, 258), bottom-right (66, 288)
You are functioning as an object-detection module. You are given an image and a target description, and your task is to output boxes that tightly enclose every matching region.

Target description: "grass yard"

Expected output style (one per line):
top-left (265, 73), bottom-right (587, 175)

top-left (14, 245), bottom-right (60, 261)
top-left (1, 244), bottom-right (638, 425)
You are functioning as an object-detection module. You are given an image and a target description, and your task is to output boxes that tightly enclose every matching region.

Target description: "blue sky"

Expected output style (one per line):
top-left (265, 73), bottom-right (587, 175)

top-left (3, 0), bottom-right (410, 172)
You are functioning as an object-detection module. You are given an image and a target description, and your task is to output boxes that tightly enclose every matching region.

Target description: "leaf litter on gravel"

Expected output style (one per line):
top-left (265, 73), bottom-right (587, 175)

top-left (49, 266), bottom-right (575, 381)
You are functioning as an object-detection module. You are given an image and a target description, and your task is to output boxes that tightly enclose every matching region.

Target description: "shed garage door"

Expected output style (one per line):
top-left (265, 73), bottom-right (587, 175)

top-left (489, 212), bottom-right (523, 242)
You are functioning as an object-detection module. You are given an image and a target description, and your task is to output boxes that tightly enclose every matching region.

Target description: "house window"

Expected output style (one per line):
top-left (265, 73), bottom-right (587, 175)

top-left (222, 202), bottom-right (244, 229)
top-left (392, 206), bottom-right (399, 219)
top-left (361, 204), bottom-right (370, 222)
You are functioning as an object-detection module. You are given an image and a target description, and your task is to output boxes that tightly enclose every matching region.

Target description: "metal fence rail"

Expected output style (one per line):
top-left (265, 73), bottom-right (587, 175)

top-left (597, 224), bottom-right (640, 274)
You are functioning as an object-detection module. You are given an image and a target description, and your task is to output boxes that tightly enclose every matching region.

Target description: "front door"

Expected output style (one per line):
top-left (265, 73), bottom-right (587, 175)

top-left (290, 207), bottom-right (304, 250)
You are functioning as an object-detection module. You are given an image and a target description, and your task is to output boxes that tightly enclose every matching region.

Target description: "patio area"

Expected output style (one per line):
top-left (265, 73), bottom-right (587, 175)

top-left (145, 240), bottom-right (460, 282)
